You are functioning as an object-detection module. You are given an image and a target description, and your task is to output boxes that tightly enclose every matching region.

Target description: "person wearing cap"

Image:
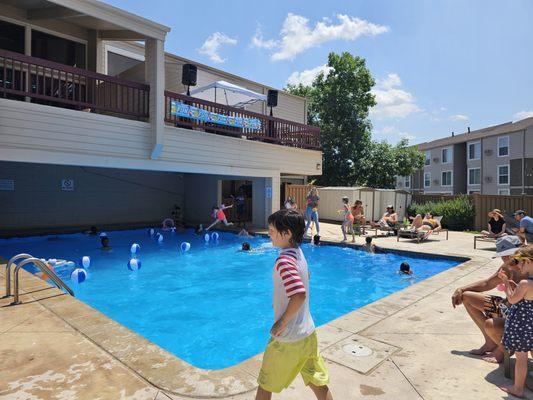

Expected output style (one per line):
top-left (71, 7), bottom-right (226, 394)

top-left (451, 236), bottom-right (527, 363)
top-left (513, 210), bottom-right (533, 244)
top-left (480, 209), bottom-right (507, 239)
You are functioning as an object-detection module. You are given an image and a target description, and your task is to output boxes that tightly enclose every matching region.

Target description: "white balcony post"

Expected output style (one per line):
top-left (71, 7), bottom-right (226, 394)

top-left (145, 38), bottom-right (165, 159)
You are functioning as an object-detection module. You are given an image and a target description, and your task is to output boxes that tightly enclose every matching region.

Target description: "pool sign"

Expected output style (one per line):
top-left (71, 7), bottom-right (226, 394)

top-left (171, 101), bottom-right (262, 130)
top-left (265, 186), bottom-right (272, 199)
top-left (61, 179), bottom-right (74, 191)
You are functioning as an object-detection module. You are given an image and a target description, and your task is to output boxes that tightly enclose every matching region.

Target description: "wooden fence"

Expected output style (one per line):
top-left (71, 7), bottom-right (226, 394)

top-left (410, 193), bottom-right (533, 230)
top-left (283, 184), bottom-right (314, 211)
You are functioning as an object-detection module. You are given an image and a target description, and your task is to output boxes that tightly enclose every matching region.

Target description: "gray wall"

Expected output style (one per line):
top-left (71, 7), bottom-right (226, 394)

top-left (453, 143), bottom-right (467, 194)
top-left (0, 162), bottom-right (184, 233)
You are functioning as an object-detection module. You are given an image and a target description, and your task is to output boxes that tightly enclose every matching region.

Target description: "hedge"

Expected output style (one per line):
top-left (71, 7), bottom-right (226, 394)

top-left (406, 195), bottom-right (475, 231)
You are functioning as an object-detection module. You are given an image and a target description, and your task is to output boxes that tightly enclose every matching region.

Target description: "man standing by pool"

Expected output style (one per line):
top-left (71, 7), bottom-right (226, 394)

top-left (451, 236), bottom-right (524, 363)
top-left (256, 209), bottom-right (333, 400)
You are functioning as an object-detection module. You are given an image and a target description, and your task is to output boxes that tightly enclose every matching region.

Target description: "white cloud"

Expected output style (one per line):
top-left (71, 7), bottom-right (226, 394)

top-left (252, 13), bottom-right (388, 61)
top-left (251, 29), bottom-right (277, 50)
top-left (286, 64), bottom-right (332, 86)
top-left (450, 114), bottom-right (469, 121)
top-left (514, 110), bottom-right (533, 120)
top-left (370, 73), bottom-right (422, 119)
top-left (198, 32), bottom-right (237, 63)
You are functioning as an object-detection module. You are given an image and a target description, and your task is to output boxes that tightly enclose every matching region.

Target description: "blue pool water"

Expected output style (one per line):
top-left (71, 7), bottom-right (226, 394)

top-left (0, 229), bottom-right (460, 369)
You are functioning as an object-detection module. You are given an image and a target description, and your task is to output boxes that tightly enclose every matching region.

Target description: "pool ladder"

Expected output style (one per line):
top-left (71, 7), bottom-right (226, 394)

top-left (3, 254), bottom-right (74, 305)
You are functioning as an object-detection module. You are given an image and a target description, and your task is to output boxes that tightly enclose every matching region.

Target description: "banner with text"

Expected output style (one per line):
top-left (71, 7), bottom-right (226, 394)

top-left (171, 101), bottom-right (262, 130)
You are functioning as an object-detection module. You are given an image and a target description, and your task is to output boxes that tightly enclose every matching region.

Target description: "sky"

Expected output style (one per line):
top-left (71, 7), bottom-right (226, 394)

top-left (106, 0), bottom-right (533, 145)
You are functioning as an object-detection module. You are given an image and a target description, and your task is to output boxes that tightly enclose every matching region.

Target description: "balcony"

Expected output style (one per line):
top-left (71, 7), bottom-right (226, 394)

top-left (0, 49), bottom-right (320, 151)
top-left (0, 49), bottom-right (149, 120)
top-left (164, 91), bottom-right (320, 150)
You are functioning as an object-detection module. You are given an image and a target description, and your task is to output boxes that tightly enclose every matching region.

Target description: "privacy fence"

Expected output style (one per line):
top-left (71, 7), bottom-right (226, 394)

top-left (411, 193), bottom-right (533, 231)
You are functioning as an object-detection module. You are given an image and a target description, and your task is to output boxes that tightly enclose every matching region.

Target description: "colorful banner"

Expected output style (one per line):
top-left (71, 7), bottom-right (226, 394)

top-left (171, 101), bottom-right (262, 130)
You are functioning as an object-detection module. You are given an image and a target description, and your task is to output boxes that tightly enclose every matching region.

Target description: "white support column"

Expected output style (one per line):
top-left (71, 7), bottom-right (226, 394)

top-left (145, 38), bottom-right (165, 159)
top-left (252, 174), bottom-right (280, 228)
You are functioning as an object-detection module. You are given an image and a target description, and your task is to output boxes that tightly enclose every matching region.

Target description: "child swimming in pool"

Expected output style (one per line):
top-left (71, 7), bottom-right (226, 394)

top-left (100, 235), bottom-right (111, 250)
top-left (398, 262), bottom-right (413, 275)
top-left (364, 236), bottom-right (376, 253)
top-left (256, 209), bottom-right (333, 400)
top-left (206, 204), bottom-right (234, 231)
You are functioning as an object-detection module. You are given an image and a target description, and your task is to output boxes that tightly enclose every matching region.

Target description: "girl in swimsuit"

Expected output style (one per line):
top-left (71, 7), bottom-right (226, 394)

top-left (340, 196), bottom-right (355, 242)
top-left (206, 203), bottom-right (234, 231)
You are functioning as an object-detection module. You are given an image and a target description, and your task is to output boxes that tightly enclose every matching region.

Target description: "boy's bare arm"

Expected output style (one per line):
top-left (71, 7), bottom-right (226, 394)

top-left (270, 293), bottom-right (306, 337)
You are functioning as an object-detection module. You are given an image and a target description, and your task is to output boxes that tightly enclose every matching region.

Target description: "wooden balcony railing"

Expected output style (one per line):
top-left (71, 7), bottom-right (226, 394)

top-left (0, 49), bottom-right (149, 120)
top-left (164, 91), bottom-right (320, 150)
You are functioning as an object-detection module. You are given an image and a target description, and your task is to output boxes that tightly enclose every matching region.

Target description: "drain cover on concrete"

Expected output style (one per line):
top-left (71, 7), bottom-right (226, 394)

top-left (322, 334), bottom-right (399, 374)
top-left (342, 343), bottom-right (373, 357)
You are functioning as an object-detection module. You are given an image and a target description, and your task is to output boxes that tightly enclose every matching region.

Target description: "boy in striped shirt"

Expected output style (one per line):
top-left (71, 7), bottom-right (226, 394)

top-left (256, 209), bottom-right (333, 400)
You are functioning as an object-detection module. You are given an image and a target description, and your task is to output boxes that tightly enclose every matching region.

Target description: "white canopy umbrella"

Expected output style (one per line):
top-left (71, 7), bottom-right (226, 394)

top-left (188, 80), bottom-right (267, 109)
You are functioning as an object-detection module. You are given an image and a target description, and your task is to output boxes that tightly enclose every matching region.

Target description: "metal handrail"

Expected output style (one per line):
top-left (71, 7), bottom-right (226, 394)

top-left (11, 258), bottom-right (74, 305)
top-left (3, 253), bottom-right (33, 298)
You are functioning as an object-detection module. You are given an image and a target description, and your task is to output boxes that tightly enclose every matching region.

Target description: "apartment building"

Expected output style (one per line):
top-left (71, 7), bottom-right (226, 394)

top-left (0, 0), bottom-right (321, 233)
top-left (396, 118), bottom-right (533, 195)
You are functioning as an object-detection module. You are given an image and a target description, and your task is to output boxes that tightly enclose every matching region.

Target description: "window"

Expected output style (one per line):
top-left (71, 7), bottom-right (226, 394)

top-left (424, 172), bottom-right (431, 187)
top-left (442, 147), bottom-right (452, 164)
top-left (404, 176), bottom-right (410, 188)
top-left (0, 20), bottom-right (25, 54)
top-left (468, 142), bottom-right (481, 160)
top-left (498, 136), bottom-right (509, 157)
top-left (425, 150), bottom-right (431, 166)
top-left (468, 168), bottom-right (481, 185)
top-left (32, 30), bottom-right (86, 68)
top-left (498, 189), bottom-right (510, 195)
top-left (441, 171), bottom-right (452, 187)
top-left (498, 165), bottom-right (509, 185)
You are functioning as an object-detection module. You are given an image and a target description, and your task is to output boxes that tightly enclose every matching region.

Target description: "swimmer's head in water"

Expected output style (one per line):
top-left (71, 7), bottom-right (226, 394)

top-left (399, 262), bottom-right (412, 275)
top-left (89, 226), bottom-right (98, 234)
top-left (242, 242), bottom-right (251, 251)
top-left (365, 236), bottom-right (373, 244)
top-left (101, 236), bottom-right (110, 247)
top-left (313, 234), bottom-right (321, 246)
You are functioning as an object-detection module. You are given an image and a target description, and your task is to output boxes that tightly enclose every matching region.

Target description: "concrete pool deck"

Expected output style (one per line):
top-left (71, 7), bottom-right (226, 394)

top-left (1, 225), bottom-right (532, 399)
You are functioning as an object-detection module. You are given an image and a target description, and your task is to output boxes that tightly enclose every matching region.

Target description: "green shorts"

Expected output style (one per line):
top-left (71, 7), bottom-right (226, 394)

top-left (257, 331), bottom-right (329, 393)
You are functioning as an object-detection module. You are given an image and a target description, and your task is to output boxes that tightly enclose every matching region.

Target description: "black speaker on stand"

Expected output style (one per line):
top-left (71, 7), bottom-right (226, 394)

top-left (182, 64), bottom-right (197, 96)
top-left (267, 89), bottom-right (278, 116)
top-left (267, 90), bottom-right (278, 139)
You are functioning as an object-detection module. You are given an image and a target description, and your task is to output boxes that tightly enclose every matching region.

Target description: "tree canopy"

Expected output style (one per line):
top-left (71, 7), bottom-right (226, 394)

top-left (285, 51), bottom-right (423, 188)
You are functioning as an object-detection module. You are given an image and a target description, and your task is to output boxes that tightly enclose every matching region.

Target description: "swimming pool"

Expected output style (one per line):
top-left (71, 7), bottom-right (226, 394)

top-left (0, 229), bottom-right (460, 370)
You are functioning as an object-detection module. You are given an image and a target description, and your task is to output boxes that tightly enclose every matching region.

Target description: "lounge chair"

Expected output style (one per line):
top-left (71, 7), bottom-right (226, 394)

top-left (473, 235), bottom-right (496, 249)
top-left (396, 216), bottom-right (449, 243)
top-left (365, 221), bottom-right (398, 238)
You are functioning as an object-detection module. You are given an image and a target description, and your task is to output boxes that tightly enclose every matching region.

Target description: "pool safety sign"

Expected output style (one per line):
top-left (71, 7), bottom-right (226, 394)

top-left (265, 186), bottom-right (272, 199)
top-left (61, 179), bottom-right (74, 191)
top-left (171, 101), bottom-right (262, 130)
top-left (0, 179), bottom-right (14, 191)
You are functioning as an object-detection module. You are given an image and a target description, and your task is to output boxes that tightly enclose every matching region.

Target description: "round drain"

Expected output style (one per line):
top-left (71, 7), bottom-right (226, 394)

top-left (342, 343), bottom-right (373, 357)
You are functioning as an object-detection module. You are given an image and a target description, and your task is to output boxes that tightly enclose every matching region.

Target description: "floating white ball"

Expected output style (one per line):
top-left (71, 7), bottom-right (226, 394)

top-left (204, 233), bottom-right (210, 242)
top-left (130, 243), bottom-right (141, 254)
top-left (70, 268), bottom-right (87, 283)
top-left (99, 232), bottom-right (107, 238)
top-left (148, 228), bottom-right (155, 236)
top-left (127, 258), bottom-right (142, 271)
top-left (80, 256), bottom-right (91, 269)
top-left (180, 242), bottom-right (191, 252)
top-left (155, 233), bottom-right (163, 243)
top-left (211, 232), bottom-right (219, 241)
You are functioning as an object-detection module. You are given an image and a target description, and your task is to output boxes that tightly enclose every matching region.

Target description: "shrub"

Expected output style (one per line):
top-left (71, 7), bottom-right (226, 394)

top-left (407, 195), bottom-right (474, 231)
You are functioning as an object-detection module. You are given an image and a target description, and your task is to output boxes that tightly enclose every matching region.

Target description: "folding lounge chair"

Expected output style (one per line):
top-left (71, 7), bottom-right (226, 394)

top-left (396, 228), bottom-right (428, 243)
top-left (473, 235), bottom-right (496, 249)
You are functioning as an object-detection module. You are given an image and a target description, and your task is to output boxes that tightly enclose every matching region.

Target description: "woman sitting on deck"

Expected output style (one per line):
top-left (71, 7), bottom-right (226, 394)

top-left (410, 213), bottom-right (442, 238)
top-left (481, 209), bottom-right (507, 239)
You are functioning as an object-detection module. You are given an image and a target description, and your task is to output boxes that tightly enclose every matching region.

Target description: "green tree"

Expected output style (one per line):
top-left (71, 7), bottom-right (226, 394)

top-left (286, 52), bottom-right (375, 186)
top-left (362, 138), bottom-right (425, 188)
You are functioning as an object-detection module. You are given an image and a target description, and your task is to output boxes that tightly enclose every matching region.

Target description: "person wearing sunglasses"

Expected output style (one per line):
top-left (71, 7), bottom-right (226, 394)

top-left (451, 236), bottom-right (527, 363)
top-left (498, 245), bottom-right (533, 398)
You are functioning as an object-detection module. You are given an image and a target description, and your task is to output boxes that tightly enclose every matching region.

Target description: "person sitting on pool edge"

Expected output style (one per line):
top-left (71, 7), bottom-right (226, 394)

top-left (398, 262), bottom-right (413, 275)
top-left (256, 209), bottom-right (333, 400)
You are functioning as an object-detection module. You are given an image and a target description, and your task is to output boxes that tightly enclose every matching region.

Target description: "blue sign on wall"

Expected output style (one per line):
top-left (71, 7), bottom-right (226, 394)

top-left (171, 101), bottom-right (262, 130)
